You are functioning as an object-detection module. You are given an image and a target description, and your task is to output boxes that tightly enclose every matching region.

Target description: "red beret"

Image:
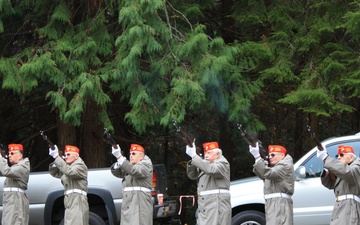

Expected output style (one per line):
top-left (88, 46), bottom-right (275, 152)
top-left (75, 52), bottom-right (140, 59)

top-left (203, 142), bottom-right (219, 152)
top-left (130, 144), bottom-right (144, 152)
top-left (8, 144), bottom-right (23, 151)
top-left (65, 145), bottom-right (80, 154)
top-left (268, 145), bottom-right (287, 154)
top-left (337, 145), bottom-right (354, 154)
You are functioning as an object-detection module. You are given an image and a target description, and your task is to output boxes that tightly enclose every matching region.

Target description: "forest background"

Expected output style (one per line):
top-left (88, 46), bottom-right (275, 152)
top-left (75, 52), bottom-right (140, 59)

top-left (0, 0), bottom-right (360, 222)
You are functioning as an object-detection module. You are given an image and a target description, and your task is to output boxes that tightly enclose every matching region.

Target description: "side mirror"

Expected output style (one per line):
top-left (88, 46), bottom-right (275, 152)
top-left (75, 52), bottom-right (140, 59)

top-left (295, 166), bottom-right (306, 180)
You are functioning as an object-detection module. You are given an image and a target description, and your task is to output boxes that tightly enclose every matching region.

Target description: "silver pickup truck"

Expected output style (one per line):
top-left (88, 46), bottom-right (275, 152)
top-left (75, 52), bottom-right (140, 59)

top-left (230, 132), bottom-right (360, 225)
top-left (0, 164), bottom-right (177, 225)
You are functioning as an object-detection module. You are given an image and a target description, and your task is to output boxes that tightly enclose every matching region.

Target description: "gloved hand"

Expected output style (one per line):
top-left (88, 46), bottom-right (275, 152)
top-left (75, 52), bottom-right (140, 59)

top-left (186, 143), bottom-right (196, 158)
top-left (249, 142), bottom-right (260, 158)
top-left (316, 148), bottom-right (328, 161)
top-left (117, 156), bottom-right (125, 166)
top-left (0, 155), bottom-right (7, 163)
top-left (49, 145), bottom-right (59, 158)
top-left (111, 145), bottom-right (122, 158)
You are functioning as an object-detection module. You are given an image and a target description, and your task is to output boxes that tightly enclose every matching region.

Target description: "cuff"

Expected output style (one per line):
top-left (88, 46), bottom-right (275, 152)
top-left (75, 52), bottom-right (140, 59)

top-left (255, 157), bottom-right (262, 164)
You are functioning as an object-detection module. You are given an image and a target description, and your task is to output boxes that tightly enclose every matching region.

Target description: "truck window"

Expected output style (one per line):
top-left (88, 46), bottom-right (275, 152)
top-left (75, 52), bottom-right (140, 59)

top-left (303, 153), bottom-right (323, 178)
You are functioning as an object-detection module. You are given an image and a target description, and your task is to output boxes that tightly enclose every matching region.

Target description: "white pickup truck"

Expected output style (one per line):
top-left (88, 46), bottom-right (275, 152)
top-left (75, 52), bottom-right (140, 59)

top-left (0, 164), bottom-right (177, 225)
top-left (230, 132), bottom-right (360, 225)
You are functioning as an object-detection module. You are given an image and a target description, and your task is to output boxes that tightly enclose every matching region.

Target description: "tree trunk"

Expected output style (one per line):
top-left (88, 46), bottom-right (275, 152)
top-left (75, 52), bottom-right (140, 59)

top-left (56, 111), bottom-right (77, 157)
top-left (79, 99), bottom-right (109, 168)
top-left (221, 0), bottom-right (235, 43)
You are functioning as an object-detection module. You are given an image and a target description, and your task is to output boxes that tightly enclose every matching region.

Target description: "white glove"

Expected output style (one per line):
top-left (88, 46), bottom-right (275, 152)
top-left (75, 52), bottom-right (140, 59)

top-left (249, 142), bottom-right (260, 158)
top-left (316, 148), bottom-right (328, 161)
top-left (49, 145), bottom-right (59, 158)
top-left (117, 156), bottom-right (125, 166)
top-left (111, 145), bottom-right (122, 158)
top-left (186, 143), bottom-right (196, 158)
top-left (1, 156), bottom-right (7, 163)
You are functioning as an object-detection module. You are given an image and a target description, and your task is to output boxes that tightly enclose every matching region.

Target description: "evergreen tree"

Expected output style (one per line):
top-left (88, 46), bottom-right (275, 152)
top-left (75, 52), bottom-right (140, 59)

top-left (0, 0), bottom-right (359, 179)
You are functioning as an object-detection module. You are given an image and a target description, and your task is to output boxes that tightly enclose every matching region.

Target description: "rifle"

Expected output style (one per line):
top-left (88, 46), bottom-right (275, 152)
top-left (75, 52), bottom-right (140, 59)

top-left (172, 120), bottom-right (202, 157)
top-left (104, 128), bottom-right (126, 157)
top-left (40, 130), bottom-right (63, 158)
top-left (307, 125), bottom-right (337, 181)
top-left (237, 124), bottom-right (268, 161)
top-left (307, 125), bottom-right (324, 151)
top-left (104, 128), bottom-right (118, 149)
top-left (0, 144), bottom-right (8, 158)
top-left (40, 130), bottom-right (55, 150)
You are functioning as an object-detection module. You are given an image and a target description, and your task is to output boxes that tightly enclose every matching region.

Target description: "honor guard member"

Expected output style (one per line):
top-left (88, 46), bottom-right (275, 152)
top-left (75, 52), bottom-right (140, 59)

top-left (317, 145), bottom-right (360, 225)
top-left (0, 144), bottom-right (30, 225)
top-left (49, 145), bottom-right (89, 225)
top-left (186, 142), bottom-right (231, 225)
top-left (250, 143), bottom-right (294, 225)
top-left (111, 143), bottom-right (153, 225)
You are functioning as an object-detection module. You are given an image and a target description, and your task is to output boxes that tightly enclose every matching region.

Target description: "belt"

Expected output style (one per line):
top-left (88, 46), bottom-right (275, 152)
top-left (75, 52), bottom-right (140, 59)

top-left (336, 194), bottom-right (360, 203)
top-left (65, 189), bottom-right (87, 196)
top-left (123, 187), bottom-right (151, 193)
top-left (198, 189), bottom-right (229, 196)
top-left (3, 187), bottom-right (25, 193)
top-left (264, 193), bottom-right (292, 199)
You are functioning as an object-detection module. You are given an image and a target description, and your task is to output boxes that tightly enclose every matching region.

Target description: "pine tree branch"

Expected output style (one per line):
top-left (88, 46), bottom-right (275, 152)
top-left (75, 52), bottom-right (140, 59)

top-left (165, 0), bottom-right (193, 31)
top-left (163, 2), bottom-right (173, 39)
top-left (1, 29), bottom-right (35, 37)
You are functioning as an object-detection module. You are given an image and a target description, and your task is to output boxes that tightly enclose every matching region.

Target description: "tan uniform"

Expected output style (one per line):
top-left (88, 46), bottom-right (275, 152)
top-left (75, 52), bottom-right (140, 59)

top-left (321, 157), bottom-right (360, 225)
top-left (187, 155), bottom-right (231, 225)
top-left (0, 157), bottom-right (30, 225)
top-left (253, 154), bottom-right (294, 225)
top-left (49, 157), bottom-right (89, 225)
top-left (111, 155), bottom-right (153, 225)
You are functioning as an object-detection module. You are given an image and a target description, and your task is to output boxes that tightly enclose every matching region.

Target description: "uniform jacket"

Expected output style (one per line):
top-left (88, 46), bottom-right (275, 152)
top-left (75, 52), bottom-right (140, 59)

top-left (321, 157), bottom-right (360, 225)
top-left (111, 155), bottom-right (153, 225)
top-left (187, 154), bottom-right (231, 225)
top-left (0, 157), bottom-right (30, 225)
top-left (253, 154), bottom-right (295, 225)
top-left (50, 157), bottom-right (89, 225)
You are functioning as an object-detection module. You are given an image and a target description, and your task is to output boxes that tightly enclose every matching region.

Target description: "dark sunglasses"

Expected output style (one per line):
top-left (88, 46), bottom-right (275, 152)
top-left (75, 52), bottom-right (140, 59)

top-left (9, 152), bottom-right (19, 156)
top-left (268, 153), bottom-right (278, 158)
top-left (65, 153), bottom-right (73, 157)
top-left (130, 152), bottom-right (137, 156)
top-left (335, 153), bottom-right (344, 158)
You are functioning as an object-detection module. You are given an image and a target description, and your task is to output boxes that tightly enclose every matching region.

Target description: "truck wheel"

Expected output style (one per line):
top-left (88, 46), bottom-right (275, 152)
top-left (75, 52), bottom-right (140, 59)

top-left (59, 212), bottom-right (106, 225)
top-left (231, 210), bottom-right (265, 225)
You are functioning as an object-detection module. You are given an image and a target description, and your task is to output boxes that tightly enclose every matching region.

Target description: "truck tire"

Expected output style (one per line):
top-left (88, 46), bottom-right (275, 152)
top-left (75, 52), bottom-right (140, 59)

top-left (59, 212), bottom-right (106, 225)
top-left (231, 210), bottom-right (265, 225)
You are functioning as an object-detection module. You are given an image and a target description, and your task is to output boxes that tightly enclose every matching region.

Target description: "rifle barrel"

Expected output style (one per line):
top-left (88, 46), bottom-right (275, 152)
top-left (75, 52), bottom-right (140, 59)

top-left (307, 125), bottom-right (336, 181)
top-left (104, 128), bottom-right (118, 148)
top-left (40, 130), bottom-right (55, 150)
top-left (172, 120), bottom-right (201, 156)
top-left (307, 125), bottom-right (324, 151)
top-left (237, 124), bottom-right (268, 161)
